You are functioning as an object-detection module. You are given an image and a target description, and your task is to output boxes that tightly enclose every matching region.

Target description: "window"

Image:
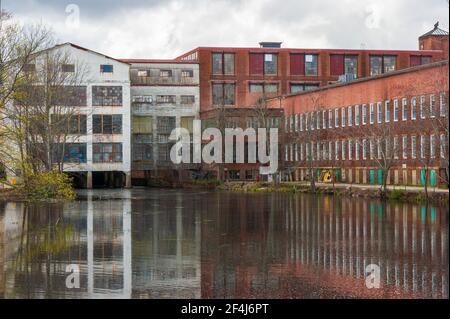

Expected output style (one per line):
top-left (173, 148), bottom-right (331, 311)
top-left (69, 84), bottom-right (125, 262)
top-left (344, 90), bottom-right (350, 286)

top-left (430, 95), bottom-right (436, 118)
top-left (305, 112), bottom-right (309, 131)
top-left (294, 114), bottom-right (298, 132)
top-left (330, 54), bottom-right (357, 78)
top-left (369, 139), bottom-right (375, 159)
top-left (212, 52), bottom-right (235, 75)
top-left (250, 83), bottom-right (279, 94)
top-left (440, 93), bottom-right (447, 117)
top-left (156, 95), bottom-right (176, 104)
top-left (92, 86), bottom-right (122, 106)
top-left (310, 112), bottom-right (315, 130)
top-left (385, 101), bottom-right (390, 122)
top-left (411, 136), bottom-right (417, 159)
top-left (402, 98), bottom-right (407, 121)
top-left (100, 64), bottom-right (113, 73)
top-left (300, 114), bottom-right (303, 131)
top-left (68, 114), bottom-right (87, 135)
top-left (377, 102), bottom-right (382, 123)
top-left (54, 143), bottom-right (87, 163)
top-left (362, 139), bottom-right (367, 160)
top-left (50, 86), bottom-right (87, 107)
top-left (342, 140), bottom-right (346, 160)
top-left (377, 139), bottom-right (382, 159)
top-left (347, 106), bottom-right (352, 126)
top-left (420, 96), bottom-right (426, 119)
top-left (355, 105), bottom-right (359, 126)
top-left (355, 140), bottom-right (360, 160)
top-left (440, 134), bottom-right (447, 159)
top-left (133, 116), bottom-right (153, 134)
top-left (370, 103), bottom-right (375, 124)
top-left (322, 111), bottom-right (326, 129)
top-left (362, 104), bottom-right (367, 125)
top-left (212, 83), bottom-right (235, 106)
top-left (393, 99), bottom-right (399, 121)
top-left (290, 83), bottom-right (319, 93)
top-left (305, 54), bottom-right (318, 76)
top-left (316, 111), bottom-right (320, 129)
top-left (328, 141), bottom-right (332, 161)
top-left (300, 143), bottom-right (305, 161)
top-left (393, 136), bottom-right (399, 159)
top-left (264, 54), bottom-right (278, 75)
top-left (93, 115), bottom-right (122, 134)
top-left (290, 53), bottom-right (305, 75)
top-left (430, 135), bottom-right (436, 158)
top-left (137, 70), bottom-right (150, 77)
top-left (61, 64), bottom-right (75, 73)
top-left (411, 97), bottom-right (417, 120)
top-left (335, 109), bottom-right (339, 127)
top-left (93, 143), bottom-right (122, 163)
top-left (370, 55), bottom-right (396, 75)
top-left (348, 140), bottom-right (353, 160)
top-left (328, 110), bottom-right (333, 128)
top-left (341, 107), bottom-right (346, 127)
top-left (133, 95), bottom-right (153, 104)
top-left (420, 135), bottom-right (426, 159)
top-left (402, 136), bottom-right (407, 159)
top-left (157, 116), bottom-right (176, 135)
top-left (410, 55), bottom-right (432, 67)
top-left (180, 95), bottom-right (195, 105)
top-left (335, 141), bottom-right (340, 160)
top-left (181, 69), bottom-right (194, 78)
top-left (159, 70), bottom-right (172, 78)
top-left (134, 142), bottom-right (152, 161)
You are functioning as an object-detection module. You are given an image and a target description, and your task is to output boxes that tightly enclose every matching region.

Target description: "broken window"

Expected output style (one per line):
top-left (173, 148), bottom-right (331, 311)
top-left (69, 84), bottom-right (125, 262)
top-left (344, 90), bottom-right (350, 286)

top-left (50, 86), bottom-right (87, 106)
top-left (93, 143), bottom-right (122, 163)
top-left (181, 69), bottom-right (194, 78)
top-left (213, 83), bottom-right (235, 106)
top-left (92, 86), bottom-right (122, 106)
top-left (52, 143), bottom-right (87, 163)
top-left (157, 116), bottom-right (176, 135)
top-left (93, 115), bottom-right (122, 134)
top-left (249, 83), bottom-right (278, 93)
top-left (133, 134), bottom-right (153, 161)
top-left (68, 114), bottom-right (87, 134)
top-left (132, 95), bottom-right (153, 104)
top-left (370, 55), bottom-right (396, 75)
top-left (290, 83), bottom-right (319, 93)
top-left (137, 70), bottom-right (151, 77)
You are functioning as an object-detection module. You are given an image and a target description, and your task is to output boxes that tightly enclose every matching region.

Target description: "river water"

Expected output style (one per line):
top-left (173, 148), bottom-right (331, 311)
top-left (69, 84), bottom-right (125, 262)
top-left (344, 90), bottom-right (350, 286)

top-left (0, 189), bottom-right (448, 299)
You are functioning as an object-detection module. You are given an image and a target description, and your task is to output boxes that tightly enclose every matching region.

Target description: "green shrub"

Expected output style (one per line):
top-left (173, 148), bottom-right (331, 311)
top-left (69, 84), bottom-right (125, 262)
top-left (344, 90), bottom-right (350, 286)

top-left (22, 171), bottom-right (76, 201)
top-left (388, 189), bottom-right (406, 201)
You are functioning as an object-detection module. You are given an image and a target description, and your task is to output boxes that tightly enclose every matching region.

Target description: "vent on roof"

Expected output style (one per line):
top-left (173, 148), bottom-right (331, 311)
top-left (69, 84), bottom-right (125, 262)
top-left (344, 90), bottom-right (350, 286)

top-left (259, 42), bottom-right (282, 48)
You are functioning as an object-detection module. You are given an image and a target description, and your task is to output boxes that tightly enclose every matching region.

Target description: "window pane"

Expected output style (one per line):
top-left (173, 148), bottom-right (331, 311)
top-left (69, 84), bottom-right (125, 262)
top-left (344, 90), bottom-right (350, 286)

top-left (112, 115), bottom-right (122, 134)
top-left (212, 84), bottom-right (223, 105)
top-left (305, 54), bottom-right (318, 76)
top-left (224, 53), bottom-right (235, 75)
top-left (290, 84), bottom-right (304, 93)
top-left (264, 54), bottom-right (278, 75)
top-left (383, 56), bottom-right (396, 73)
top-left (93, 115), bottom-right (102, 134)
top-left (212, 53), bottom-right (223, 74)
top-left (224, 84), bottom-right (235, 105)
top-left (249, 84), bottom-right (264, 93)
top-left (344, 56), bottom-right (357, 78)
top-left (370, 56), bottom-right (382, 76)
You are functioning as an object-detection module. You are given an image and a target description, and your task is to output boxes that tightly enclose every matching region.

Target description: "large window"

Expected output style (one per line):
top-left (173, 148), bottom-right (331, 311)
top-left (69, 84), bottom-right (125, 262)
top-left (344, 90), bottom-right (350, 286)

top-left (93, 143), bottom-right (122, 163)
top-left (180, 95), bottom-right (195, 105)
top-left (92, 86), bottom-right (122, 106)
top-left (156, 95), bottom-right (176, 104)
top-left (157, 116), bottom-right (176, 135)
top-left (212, 83), bottom-right (235, 106)
top-left (370, 55), bottom-right (397, 76)
top-left (410, 55), bottom-right (432, 67)
top-left (290, 83), bottom-right (319, 93)
top-left (249, 53), bottom-right (278, 75)
top-left (134, 134), bottom-right (153, 161)
top-left (133, 116), bottom-right (153, 134)
top-left (69, 114), bottom-right (87, 134)
top-left (249, 83), bottom-right (279, 94)
top-left (53, 143), bottom-right (87, 163)
top-left (50, 86), bottom-right (87, 107)
top-left (212, 52), bottom-right (235, 75)
top-left (93, 114), bottom-right (122, 134)
top-left (330, 54), bottom-right (357, 78)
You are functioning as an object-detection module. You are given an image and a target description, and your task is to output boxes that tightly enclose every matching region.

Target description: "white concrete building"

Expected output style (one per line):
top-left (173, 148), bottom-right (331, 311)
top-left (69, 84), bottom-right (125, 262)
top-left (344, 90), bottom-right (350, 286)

top-left (121, 59), bottom-right (200, 184)
top-left (42, 43), bottom-right (132, 188)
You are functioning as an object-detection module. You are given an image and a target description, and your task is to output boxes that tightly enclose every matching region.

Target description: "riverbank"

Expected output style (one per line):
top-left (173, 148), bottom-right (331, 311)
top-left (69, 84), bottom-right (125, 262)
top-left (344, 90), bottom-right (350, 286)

top-left (218, 181), bottom-right (449, 205)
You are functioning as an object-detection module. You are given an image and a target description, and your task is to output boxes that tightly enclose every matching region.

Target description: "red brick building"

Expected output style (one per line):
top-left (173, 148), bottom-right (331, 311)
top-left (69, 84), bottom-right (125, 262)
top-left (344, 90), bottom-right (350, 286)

top-left (172, 23), bottom-right (448, 181)
top-left (267, 60), bottom-right (448, 186)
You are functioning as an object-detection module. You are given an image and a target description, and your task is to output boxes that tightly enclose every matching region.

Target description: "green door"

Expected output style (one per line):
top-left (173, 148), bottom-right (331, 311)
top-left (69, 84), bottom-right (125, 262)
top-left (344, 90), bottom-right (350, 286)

top-left (369, 170), bottom-right (375, 185)
top-left (420, 169), bottom-right (426, 186)
top-left (377, 169), bottom-right (383, 185)
top-left (430, 170), bottom-right (437, 187)
top-left (316, 169), bottom-right (321, 181)
top-left (335, 169), bottom-right (341, 182)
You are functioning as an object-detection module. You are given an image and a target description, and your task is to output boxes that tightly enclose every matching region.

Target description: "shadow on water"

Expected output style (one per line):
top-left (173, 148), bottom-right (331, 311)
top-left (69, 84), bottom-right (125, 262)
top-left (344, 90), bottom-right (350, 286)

top-left (0, 189), bottom-right (448, 299)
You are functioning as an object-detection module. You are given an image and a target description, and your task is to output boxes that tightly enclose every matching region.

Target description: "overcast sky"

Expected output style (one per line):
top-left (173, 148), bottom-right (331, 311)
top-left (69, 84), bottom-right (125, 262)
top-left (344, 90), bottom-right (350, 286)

top-left (2, 0), bottom-right (449, 59)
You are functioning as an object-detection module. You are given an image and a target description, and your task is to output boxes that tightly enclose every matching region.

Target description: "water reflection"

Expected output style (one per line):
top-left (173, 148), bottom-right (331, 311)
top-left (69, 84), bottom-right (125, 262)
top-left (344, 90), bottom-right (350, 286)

top-left (0, 190), bottom-right (447, 299)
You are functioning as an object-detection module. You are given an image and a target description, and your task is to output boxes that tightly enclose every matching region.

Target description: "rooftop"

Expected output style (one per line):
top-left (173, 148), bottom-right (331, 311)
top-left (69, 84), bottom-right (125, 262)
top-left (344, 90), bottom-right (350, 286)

top-left (419, 21), bottom-right (449, 38)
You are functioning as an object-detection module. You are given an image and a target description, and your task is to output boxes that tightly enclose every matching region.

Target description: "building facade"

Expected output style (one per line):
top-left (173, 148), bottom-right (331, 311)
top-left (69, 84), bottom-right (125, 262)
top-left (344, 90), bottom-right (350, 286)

top-left (121, 59), bottom-right (200, 185)
top-left (269, 60), bottom-right (448, 186)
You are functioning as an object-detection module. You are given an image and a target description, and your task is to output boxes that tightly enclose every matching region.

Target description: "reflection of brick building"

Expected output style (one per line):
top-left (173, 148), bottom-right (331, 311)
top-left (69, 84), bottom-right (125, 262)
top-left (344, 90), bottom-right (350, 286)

top-left (265, 23), bottom-right (448, 186)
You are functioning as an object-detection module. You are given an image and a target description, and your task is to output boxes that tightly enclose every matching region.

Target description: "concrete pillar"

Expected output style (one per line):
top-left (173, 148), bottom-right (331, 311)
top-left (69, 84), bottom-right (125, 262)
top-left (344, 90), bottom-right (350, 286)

top-left (87, 171), bottom-right (93, 189)
top-left (125, 172), bottom-right (132, 188)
